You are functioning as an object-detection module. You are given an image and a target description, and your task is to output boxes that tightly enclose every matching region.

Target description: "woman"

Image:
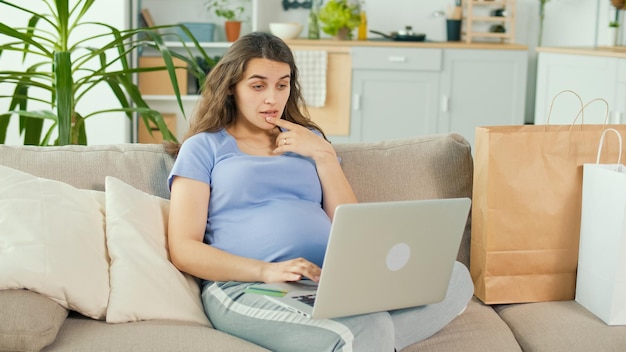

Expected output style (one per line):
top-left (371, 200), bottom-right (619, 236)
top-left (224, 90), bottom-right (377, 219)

top-left (167, 32), bottom-right (473, 351)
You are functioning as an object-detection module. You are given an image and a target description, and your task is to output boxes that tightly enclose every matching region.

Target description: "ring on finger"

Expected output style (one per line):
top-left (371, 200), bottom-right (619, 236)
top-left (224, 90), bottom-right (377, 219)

top-left (282, 138), bottom-right (287, 145)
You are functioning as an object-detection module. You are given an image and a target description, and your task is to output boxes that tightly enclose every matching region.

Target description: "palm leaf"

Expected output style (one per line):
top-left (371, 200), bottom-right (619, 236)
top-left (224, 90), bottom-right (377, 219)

top-left (0, 0), bottom-right (211, 145)
top-left (54, 51), bottom-right (74, 145)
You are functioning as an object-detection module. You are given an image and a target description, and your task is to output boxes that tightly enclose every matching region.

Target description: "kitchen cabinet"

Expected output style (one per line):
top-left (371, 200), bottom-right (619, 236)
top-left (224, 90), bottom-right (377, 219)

top-left (350, 47), bottom-right (442, 142)
top-left (349, 46), bottom-right (527, 147)
top-left (138, 44), bottom-right (351, 142)
top-left (137, 0), bottom-right (352, 141)
top-left (534, 50), bottom-right (622, 125)
top-left (439, 49), bottom-right (527, 147)
top-left (138, 41), bottom-right (528, 146)
top-left (135, 1), bottom-right (528, 147)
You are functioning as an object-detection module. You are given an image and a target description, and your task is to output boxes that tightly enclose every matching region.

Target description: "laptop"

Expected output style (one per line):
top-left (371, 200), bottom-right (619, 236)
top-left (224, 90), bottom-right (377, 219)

top-left (245, 197), bottom-right (471, 319)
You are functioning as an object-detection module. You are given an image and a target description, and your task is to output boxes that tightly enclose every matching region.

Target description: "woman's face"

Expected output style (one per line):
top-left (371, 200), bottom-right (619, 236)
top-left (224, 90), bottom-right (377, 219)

top-left (232, 58), bottom-right (291, 132)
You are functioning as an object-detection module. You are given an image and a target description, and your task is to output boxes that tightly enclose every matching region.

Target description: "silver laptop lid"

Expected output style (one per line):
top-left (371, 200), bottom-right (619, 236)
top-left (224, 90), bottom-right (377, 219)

top-left (312, 197), bottom-right (471, 319)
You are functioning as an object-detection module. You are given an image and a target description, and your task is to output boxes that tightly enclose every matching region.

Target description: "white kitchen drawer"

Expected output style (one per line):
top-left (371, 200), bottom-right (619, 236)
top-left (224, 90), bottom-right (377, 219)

top-left (351, 47), bottom-right (442, 71)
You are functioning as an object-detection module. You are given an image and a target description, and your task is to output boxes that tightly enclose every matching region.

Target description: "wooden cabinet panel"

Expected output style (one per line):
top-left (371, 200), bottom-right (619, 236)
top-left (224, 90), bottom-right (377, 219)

top-left (290, 46), bottom-right (352, 136)
top-left (138, 56), bottom-right (188, 96)
top-left (305, 51), bottom-right (351, 136)
top-left (137, 113), bottom-right (178, 144)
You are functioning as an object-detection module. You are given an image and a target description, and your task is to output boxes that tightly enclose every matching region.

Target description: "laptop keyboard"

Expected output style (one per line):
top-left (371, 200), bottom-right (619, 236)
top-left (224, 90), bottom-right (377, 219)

top-left (294, 294), bottom-right (316, 307)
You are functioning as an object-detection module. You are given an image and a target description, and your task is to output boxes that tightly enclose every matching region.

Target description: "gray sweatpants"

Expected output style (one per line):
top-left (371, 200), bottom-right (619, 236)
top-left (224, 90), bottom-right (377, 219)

top-left (202, 261), bottom-right (473, 352)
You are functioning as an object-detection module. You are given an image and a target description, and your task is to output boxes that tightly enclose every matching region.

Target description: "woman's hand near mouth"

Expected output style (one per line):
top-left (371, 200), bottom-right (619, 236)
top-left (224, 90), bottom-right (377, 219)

top-left (266, 116), bottom-right (336, 162)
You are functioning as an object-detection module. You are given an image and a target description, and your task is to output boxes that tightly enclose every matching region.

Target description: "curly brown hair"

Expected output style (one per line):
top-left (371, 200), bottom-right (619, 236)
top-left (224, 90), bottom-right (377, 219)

top-left (165, 31), bottom-right (326, 156)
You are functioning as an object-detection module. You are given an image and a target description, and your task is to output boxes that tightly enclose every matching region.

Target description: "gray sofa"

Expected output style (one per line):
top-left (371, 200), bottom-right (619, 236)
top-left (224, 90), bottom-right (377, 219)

top-left (1, 133), bottom-right (625, 352)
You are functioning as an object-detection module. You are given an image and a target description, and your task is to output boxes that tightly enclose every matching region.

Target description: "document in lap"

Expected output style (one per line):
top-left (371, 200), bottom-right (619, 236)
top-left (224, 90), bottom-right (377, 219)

top-left (246, 198), bottom-right (471, 319)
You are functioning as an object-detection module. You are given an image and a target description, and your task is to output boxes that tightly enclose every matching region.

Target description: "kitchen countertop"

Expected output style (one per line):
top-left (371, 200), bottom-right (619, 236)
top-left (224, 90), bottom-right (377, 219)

top-left (284, 39), bottom-right (528, 51)
top-left (537, 46), bottom-right (626, 58)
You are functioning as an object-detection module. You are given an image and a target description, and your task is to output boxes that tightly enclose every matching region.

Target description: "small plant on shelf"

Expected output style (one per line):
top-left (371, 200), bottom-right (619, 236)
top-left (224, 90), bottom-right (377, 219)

top-left (609, 0), bottom-right (625, 46)
top-left (318, 0), bottom-right (361, 40)
top-left (205, 0), bottom-right (249, 41)
top-left (205, 0), bottom-right (247, 21)
top-left (611, 0), bottom-right (625, 28)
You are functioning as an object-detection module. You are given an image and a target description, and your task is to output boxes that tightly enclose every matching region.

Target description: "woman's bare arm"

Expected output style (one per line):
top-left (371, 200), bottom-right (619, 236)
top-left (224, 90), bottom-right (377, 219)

top-left (168, 176), bottom-right (322, 283)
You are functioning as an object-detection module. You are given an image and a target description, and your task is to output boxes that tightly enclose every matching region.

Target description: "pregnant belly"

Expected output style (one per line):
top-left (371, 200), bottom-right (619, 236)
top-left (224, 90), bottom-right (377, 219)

top-left (208, 199), bottom-right (331, 267)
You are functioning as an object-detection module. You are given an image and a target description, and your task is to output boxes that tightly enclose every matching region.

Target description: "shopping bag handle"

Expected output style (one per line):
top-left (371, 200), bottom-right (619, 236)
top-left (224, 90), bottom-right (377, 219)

top-left (571, 98), bottom-right (610, 131)
top-left (546, 90), bottom-right (584, 126)
top-left (596, 128), bottom-right (623, 164)
top-left (545, 90), bottom-right (610, 130)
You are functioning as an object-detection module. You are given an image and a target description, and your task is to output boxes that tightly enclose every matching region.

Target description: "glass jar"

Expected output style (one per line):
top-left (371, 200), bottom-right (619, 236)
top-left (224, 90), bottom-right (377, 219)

top-left (308, 0), bottom-right (321, 39)
top-left (357, 2), bottom-right (367, 40)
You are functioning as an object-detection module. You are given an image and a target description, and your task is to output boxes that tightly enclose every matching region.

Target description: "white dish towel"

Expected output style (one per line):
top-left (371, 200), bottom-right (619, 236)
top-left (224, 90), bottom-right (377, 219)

top-left (293, 50), bottom-right (327, 108)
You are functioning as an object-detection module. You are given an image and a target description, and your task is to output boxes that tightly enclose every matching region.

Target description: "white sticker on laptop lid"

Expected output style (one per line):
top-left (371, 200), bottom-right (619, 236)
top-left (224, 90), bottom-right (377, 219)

top-left (386, 243), bottom-right (411, 271)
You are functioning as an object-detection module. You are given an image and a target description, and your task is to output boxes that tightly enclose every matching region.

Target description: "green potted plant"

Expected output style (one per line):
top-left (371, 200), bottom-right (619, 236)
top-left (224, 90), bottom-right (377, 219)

top-left (0, 0), bottom-right (215, 145)
top-left (609, 0), bottom-right (625, 46)
top-left (318, 0), bottom-right (361, 40)
top-left (538, 0), bottom-right (552, 46)
top-left (205, 0), bottom-right (248, 42)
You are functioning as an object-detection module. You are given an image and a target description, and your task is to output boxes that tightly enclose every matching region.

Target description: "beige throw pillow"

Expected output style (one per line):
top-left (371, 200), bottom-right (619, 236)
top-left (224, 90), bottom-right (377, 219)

top-left (0, 289), bottom-right (68, 352)
top-left (0, 165), bottom-right (109, 319)
top-left (104, 176), bottom-right (210, 326)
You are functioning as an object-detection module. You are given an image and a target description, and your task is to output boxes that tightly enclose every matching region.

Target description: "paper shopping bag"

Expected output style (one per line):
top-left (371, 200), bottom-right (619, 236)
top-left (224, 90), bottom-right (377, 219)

top-left (470, 123), bottom-right (626, 304)
top-left (576, 129), bottom-right (626, 325)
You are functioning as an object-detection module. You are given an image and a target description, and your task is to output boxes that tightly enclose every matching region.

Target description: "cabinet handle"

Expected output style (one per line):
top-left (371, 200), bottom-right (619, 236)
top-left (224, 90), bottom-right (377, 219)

top-left (387, 56), bottom-right (407, 63)
top-left (440, 95), bottom-right (449, 112)
top-left (353, 94), bottom-right (361, 111)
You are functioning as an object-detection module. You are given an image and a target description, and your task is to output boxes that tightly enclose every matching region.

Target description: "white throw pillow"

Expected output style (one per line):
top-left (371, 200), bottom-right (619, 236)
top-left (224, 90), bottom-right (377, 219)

top-left (104, 176), bottom-right (210, 326)
top-left (0, 165), bottom-right (109, 319)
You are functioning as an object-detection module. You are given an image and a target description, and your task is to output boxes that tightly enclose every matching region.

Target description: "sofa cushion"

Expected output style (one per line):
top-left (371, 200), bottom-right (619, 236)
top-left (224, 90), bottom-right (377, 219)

top-left (495, 301), bottom-right (626, 351)
top-left (0, 289), bottom-right (68, 352)
top-left (334, 133), bottom-right (474, 266)
top-left (43, 315), bottom-right (269, 352)
top-left (0, 144), bottom-right (174, 199)
top-left (0, 165), bottom-right (109, 319)
top-left (402, 297), bottom-right (521, 352)
top-left (105, 177), bottom-right (210, 326)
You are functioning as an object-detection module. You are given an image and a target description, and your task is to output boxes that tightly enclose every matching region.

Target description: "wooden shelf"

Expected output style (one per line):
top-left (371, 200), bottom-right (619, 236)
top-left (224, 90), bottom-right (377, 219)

top-left (471, 0), bottom-right (508, 4)
top-left (465, 32), bottom-right (511, 39)
top-left (471, 16), bottom-right (512, 22)
top-left (142, 95), bottom-right (200, 102)
top-left (463, 0), bottom-right (516, 44)
top-left (162, 41), bottom-right (232, 49)
top-left (140, 41), bottom-right (232, 57)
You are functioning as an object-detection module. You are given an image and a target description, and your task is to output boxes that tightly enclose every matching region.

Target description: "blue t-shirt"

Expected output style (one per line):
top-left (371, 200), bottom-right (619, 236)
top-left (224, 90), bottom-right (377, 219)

top-left (168, 129), bottom-right (330, 267)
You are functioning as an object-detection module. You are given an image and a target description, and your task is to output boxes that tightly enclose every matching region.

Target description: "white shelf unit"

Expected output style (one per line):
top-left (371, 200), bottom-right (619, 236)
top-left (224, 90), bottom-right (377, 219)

top-left (136, 0), bottom-right (299, 141)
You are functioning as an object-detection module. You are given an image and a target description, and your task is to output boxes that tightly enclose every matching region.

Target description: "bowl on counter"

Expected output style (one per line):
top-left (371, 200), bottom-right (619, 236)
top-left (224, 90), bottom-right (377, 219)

top-left (269, 22), bottom-right (303, 40)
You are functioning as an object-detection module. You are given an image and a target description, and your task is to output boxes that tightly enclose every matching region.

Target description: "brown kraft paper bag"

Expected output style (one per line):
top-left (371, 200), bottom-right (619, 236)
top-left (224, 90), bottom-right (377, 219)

top-left (470, 123), bottom-right (626, 304)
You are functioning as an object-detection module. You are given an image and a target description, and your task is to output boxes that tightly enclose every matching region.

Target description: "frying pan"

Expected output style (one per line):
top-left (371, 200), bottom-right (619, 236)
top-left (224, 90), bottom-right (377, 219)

top-left (369, 26), bottom-right (426, 42)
